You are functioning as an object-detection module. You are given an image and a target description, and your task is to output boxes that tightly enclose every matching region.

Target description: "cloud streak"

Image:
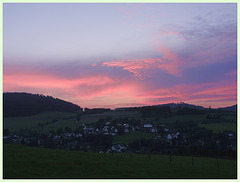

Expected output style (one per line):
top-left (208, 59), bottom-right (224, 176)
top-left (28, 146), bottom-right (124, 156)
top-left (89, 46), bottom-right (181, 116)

top-left (99, 45), bottom-right (186, 79)
top-left (3, 64), bottom-right (236, 109)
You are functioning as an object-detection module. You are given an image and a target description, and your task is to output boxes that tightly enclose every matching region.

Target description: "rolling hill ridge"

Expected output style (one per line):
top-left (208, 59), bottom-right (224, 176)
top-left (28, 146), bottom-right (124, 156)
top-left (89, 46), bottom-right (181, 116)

top-left (3, 92), bottom-right (83, 117)
top-left (3, 92), bottom-right (237, 118)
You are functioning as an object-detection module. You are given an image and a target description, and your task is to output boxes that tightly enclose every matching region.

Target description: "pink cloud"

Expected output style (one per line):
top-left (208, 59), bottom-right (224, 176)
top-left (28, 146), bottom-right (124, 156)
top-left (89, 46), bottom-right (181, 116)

top-left (100, 46), bottom-right (185, 78)
top-left (3, 70), bottom-right (143, 108)
top-left (4, 63), bottom-right (236, 109)
top-left (157, 46), bottom-right (185, 76)
top-left (133, 84), bottom-right (196, 105)
top-left (130, 81), bottom-right (236, 108)
top-left (4, 73), bottom-right (114, 90)
top-left (3, 71), bottom-right (117, 102)
top-left (192, 85), bottom-right (236, 97)
top-left (188, 80), bottom-right (237, 108)
top-left (101, 58), bottom-right (165, 79)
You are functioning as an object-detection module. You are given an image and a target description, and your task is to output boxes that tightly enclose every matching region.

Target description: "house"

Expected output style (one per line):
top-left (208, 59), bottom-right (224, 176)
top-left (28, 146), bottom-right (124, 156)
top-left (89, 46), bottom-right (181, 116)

top-left (111, 145), bottom-right (120, 152)
top-left (166, 132), bottom-right (180, 141)
top-left (144, 124), bottom-right (153, 128)
top-left (102, 127), bottom-right (109, 133)
top-left (165, 128), bottom-right (169, 132)
top-left (76, 134), bottom-right (82, 137)
top-left (143, 124), bottom-right (155, 132)
top-left (111, 144), bottom-right (127, 152)
top-left (150, 128), bottom-right (157, 133)
top-left (106, 149), bottom-right (112, 153)
top-left (173, 132), bottom-right (180, 138)
top-left (167, 134), bottom-right (172, 140)
top-left (124, 124), bottom-right (129, 128)
top-left (53, 135), bottom-right (61, 140)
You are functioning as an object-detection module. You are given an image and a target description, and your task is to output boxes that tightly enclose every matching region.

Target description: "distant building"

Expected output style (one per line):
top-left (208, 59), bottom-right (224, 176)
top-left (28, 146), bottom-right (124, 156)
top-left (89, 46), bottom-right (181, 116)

top-left (144, 124), bottom-right (153, 128)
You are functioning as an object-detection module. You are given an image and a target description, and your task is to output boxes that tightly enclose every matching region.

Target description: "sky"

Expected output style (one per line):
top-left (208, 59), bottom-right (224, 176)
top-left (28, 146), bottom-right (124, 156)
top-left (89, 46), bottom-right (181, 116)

top-left (3, 3), bottom-right (237, 109)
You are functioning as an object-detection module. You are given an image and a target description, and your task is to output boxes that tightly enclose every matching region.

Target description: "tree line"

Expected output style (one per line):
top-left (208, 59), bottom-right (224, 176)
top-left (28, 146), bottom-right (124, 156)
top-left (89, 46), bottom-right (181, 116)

top-left (3, 92), bottom-right (83, 117)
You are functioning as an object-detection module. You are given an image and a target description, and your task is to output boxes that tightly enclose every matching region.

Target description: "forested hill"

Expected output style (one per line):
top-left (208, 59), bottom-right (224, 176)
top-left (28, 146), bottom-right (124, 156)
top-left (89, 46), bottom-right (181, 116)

top-left (3, 92), bottom-right (83, 117)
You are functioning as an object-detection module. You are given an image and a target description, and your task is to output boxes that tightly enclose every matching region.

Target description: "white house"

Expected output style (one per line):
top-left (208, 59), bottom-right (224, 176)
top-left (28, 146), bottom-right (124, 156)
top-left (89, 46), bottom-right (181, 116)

top-left (111, 144), bottom-right (127, 152)
top-left (144, 124), bottom-right (153, 128)
top-left (150, 128), bottom-right (157, 133)
top-left (124, 124), bottom-right (129, 128)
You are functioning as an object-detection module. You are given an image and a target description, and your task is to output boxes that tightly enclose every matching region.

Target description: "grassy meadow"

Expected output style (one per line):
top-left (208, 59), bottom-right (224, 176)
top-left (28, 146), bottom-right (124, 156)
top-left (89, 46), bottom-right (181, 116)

top-left (150, 112), bottom-right (237, 133)
top-left (3, 144), bottom-right (237, 179)
top-left (79, 110), bottom-right (141, 124)
top-left (4, 111), bottom-right (237, 134)
top-left (151, 112), bottom-right (236, 124)
top-left (3, 111), bottom-right (142, 133)
top-left (199, 122), bottom-right (237, 133)
top-left (3, 112), bottom-right (77, 133)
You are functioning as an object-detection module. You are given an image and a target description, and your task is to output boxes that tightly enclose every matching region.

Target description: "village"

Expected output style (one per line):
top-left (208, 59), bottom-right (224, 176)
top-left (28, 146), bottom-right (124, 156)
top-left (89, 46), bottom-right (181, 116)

top-left (3, 116), bottom-right (236, 157)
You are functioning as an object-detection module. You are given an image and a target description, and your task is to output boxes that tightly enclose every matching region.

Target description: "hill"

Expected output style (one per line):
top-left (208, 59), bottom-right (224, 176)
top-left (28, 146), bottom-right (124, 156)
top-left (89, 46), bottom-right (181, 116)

top-left (157, 102), bottom-right (206, 110)
top-left (218, 105), bottom-right (237, 112)
top-left (116, 102), bottom-right (237, 112)
top-left (115, 102), bottom-right (207, 111)
top-left (4, 144), bottom-right (237, 179)
top-left (3, 92), bottom-right (83, 117)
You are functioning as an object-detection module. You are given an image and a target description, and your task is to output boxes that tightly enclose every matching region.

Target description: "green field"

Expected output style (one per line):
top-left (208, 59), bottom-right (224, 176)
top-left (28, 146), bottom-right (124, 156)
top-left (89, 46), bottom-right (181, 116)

top-left (80, 110), bottom-right (141, 123)
top-left (4, 111), bottom-right (236, 134)
top-left (152, 113), bottom-right (237, 124)
top-left (113, 131), bottom-right (155, 144)
top-left (199, 123), bottom-right (237, 133)
top-left (3, 144), bottom-right (236, 179)
top-left (3, 112), bottom-right (77, 133)
top-left (151, 113), bottom-right (237, 133)
top-left (4, 111), bottom-right (141, 133)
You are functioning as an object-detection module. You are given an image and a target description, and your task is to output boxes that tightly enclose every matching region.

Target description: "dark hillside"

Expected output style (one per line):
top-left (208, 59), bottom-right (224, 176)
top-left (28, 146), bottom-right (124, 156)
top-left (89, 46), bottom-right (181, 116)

top-left (3, 92), bottom-right (83, 117)
top-left (218, 105), bottom-right (237, 112)
top-left (156, 102), bottom-right (206, 110)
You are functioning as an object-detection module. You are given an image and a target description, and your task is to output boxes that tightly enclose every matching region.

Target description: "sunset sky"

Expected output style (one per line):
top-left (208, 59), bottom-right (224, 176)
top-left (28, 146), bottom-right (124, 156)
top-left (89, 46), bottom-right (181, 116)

top-left (3, 3), bottom-right (237, 109)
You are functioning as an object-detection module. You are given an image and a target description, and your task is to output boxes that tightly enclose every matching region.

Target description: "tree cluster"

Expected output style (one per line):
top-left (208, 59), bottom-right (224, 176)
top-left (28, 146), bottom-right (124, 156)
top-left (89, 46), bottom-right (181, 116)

top-left (3, 92), bottom-right (83, 117)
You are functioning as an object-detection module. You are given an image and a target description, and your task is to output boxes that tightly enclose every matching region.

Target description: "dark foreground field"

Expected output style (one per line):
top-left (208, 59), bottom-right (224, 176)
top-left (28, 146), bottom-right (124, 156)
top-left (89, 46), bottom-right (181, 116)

top-left (3, 144), bottom-right (237, 179)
